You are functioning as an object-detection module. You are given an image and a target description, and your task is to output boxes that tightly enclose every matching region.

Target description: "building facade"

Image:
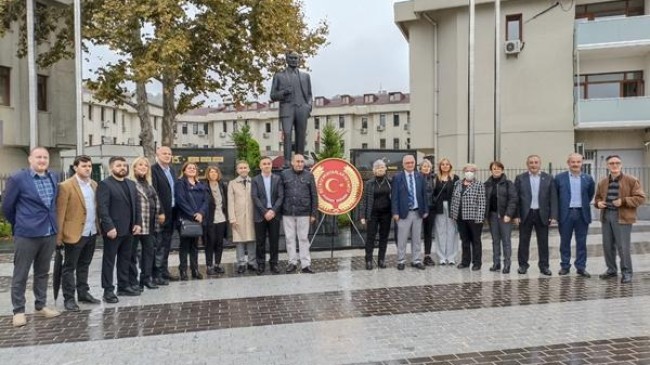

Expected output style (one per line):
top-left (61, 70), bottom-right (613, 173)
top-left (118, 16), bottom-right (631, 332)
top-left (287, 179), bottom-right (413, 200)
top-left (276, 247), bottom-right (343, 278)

top-left (395, 0), bottom-right (650, 171)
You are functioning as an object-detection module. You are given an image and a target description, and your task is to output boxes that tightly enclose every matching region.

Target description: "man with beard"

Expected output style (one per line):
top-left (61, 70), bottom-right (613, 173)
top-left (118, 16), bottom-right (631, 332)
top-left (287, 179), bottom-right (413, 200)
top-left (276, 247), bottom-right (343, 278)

top-left (97, 156), bottom-right (142, 303)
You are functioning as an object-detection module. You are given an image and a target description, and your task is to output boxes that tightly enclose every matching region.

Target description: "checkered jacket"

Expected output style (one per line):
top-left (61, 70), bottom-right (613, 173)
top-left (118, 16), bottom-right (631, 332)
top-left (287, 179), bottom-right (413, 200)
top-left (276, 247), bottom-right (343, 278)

top-left (134, 179), bottom-right (163, 235)
top-left (450, 179), bottom-right (486, 222)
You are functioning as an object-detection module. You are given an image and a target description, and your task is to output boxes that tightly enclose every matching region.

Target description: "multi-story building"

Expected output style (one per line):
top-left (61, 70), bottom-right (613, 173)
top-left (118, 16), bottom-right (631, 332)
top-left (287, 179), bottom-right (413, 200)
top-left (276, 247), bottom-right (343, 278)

top-left (0, 0), bottom-right (77, 175)
top-left (395, 0), bottom-right (650, 171)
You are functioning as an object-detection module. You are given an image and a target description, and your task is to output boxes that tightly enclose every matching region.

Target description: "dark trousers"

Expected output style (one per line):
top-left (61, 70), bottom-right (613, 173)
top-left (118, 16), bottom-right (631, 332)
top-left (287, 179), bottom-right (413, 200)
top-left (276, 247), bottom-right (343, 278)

top-left (255, 218), bottom-right (281, 266)
top-left (457, 220), bottom-right (483, 266)
top-left (179, 235), bottom-right (199, 273)
top-left (602, 209), bottom-right (633, 275)
top-left (281, 104), bottom-right (310, 163)
top-left (101, 235), bottom-right (132, 292)
top-left (12, 235), bottom-right (56, 314)
top-left (559, 209), bottom-right (589, 270)
top-left (365, 212), bottom-right (392, 262)
top-left (205, 222), bottom-right (227, 266)
top-left (130, 234), bottom-right (156, 285)
top-left (154, 223), bottom-right (173, 279)
top-left (62, 235), bottom-right (97, 302)
top-left (488, 212), bottom-right (513, 267)
top-left (422, 209), bottom-right (435, 255)
top-left (518, 209), bottom-right (550, 270)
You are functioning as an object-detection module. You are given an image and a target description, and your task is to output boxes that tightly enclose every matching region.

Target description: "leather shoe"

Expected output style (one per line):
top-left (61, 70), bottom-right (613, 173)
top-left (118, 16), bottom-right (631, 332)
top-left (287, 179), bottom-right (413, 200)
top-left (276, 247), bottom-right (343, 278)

top-left (78, 292), bottom-right (101, 304)
top-left (489, 264), bottom-right (501, 272)
top-left (257, 266), bottom-right (265, 275)
top-left (621, 274), bottom-right (632, 284)
top-left (143, 280), bottom-right (159, 289)
top-left (286, 264), bottom-right (297, 273)
top-left (540, 268), bottom-right (552, 276)
top-left (301, 266), bottom-right (315, 274)
top-left (397, 263), bottom-right (405, 271)
top-left (502, 265), bottom-right (510, 274)
top-left (558, 268), bottom-right (570, 276)
top-left (366, 261), bottom-right (373, 270)
top-left (191, 271), bottom-right (203, 280)
top-left (423, 256), bottom-right (435, 266)
top-left (180, 271), bottom-right (189, 281)
top-left (247, 264), bottom-right (257, 272)
top-left (378, 260), bottom-right (386, 269)
top-left (576, 270), bottom-right (591, 278)
top-left (166, 274), bottom-right (180, 281)
top-left (103, 291), bottom-right (119, 303)
top-left (411, 262), bottom-right (426, 270)
top-left (457, 263), bottom-right (469, 269)
top-left (117, 288), bottom-right (140, 297)
top-left (599, 271), bottom-right (617, 280)
top-left (64, 300), bottom-right (80, 312)
top-left (237, 266), bottom-right (246, 274)
top-left (206, 266), bottom-right (217, 276)
top-left (270, 265), bottom-right (280, 274)
top-left (518, 267), bottom-right (528, 274)
top-left (154, 277), bottom-right (169, 286)
top-left (471, 264), bottom-right (481, 271)
top-left (214, 266), bottom-right (225, 274)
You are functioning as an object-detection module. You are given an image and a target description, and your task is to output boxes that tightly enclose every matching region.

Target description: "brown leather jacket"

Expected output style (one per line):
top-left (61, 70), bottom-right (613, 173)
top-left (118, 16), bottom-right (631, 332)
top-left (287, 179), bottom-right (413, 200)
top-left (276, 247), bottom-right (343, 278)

top-left (595, 173), bottom-right (646, 224)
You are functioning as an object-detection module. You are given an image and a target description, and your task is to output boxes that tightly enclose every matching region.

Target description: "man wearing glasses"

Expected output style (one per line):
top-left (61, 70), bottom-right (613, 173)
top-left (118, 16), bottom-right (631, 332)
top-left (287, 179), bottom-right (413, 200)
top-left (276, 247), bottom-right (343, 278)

top-left (595, 155), bottom-right (646, 284)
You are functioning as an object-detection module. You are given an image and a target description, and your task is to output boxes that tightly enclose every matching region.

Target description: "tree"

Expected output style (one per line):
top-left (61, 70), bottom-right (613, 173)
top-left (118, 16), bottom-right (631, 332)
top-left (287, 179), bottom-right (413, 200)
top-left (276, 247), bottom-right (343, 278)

top-left (316, 121), bottom-right (345, 161)
top-left (231, 124), bottom-right (261, 170)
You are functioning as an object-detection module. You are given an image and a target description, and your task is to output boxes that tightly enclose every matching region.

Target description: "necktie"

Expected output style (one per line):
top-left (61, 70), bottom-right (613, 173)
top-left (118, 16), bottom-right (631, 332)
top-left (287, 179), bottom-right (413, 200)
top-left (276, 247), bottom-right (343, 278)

top-left (408, 173), bottom-right (415, 209)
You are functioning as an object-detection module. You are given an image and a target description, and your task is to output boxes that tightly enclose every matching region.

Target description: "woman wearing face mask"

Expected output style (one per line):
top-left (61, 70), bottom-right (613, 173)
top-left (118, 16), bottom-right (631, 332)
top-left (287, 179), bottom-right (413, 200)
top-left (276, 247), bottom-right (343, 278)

top-left (420, 159), bottom-right (436, 266)
top-left (484, 161), bottom-right (517, 274)
top-left (450, 163), bottom-right (486, 270)
top-left (433, 158), bottom-right (459, 265)
top-left (359, 159), bottom-right (392, 270)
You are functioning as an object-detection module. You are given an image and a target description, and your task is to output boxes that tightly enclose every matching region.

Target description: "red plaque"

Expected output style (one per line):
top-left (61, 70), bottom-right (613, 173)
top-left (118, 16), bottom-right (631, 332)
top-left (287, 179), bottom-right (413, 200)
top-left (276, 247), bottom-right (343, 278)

top-left (311, 158), bottom-right (364, 215)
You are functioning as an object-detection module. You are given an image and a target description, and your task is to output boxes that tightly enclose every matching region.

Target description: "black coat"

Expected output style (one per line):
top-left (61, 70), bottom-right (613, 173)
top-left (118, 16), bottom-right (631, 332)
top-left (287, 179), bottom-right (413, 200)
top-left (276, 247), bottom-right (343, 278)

top-left (358, 176), bottom-right (392, 221)
top-left (151, 163), bottom-right (176, 227)
top-left (97, 176), bottom-right (142, 237)
top-left (484, 175), bottom-right (518, 219)
top-left (281, 168), bottom-right (318, 217)
top-left (251, 173), bottom-right (284, 223)
top-left (431, 174), bottom-right (459, 215)
top-left (514, 171), bottom-right (558, 223)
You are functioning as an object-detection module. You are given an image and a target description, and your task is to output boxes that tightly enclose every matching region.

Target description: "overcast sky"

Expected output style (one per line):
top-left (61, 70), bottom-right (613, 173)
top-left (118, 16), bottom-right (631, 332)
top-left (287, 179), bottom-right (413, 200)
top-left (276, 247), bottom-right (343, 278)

top-left (85, 0), bottom-right (409, 104)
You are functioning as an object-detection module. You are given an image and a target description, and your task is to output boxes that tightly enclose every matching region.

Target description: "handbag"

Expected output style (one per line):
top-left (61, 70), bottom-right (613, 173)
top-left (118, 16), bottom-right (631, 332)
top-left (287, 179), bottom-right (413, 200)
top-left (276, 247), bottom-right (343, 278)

top-left (180, 219), bottom-right (203, 237)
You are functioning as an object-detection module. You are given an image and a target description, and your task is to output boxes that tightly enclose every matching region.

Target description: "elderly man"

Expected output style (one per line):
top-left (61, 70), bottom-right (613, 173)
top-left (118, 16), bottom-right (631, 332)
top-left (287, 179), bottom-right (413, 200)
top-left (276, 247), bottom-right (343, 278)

top-left (2, 147), bottom-right (61, 327)
top-left (151, 146), bottom-right (178, 285)
top-left (595, 155), bottom-right (646, 284)
top-left (391, 155), bottom-right (429, 271)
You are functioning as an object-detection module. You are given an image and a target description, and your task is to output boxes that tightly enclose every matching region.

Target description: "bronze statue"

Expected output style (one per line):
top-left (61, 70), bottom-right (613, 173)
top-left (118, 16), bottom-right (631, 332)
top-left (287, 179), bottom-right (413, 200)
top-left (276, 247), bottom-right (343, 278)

top-left (270, 51), bottom-right (313, 168)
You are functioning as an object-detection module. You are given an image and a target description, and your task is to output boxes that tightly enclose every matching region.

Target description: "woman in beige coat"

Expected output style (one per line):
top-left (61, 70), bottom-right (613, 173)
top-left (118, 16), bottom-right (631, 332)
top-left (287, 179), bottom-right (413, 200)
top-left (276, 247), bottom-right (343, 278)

top-left (228, 161), bottom-right (257, 274)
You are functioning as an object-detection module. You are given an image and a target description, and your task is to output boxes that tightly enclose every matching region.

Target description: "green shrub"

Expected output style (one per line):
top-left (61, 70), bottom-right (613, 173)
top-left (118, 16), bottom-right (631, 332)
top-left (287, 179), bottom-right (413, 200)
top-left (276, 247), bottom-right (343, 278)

top-left (337, 214), bottom-right (351, 227)
top-left (0, 220), bottom-right (11, 239)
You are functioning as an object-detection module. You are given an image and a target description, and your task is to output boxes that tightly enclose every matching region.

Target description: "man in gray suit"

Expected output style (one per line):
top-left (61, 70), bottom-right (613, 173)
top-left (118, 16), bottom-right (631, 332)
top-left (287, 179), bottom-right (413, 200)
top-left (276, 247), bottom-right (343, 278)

top-left (514, 155), bottom-right (558, 276)
top-left (270, 51), bottom-right (313, 167)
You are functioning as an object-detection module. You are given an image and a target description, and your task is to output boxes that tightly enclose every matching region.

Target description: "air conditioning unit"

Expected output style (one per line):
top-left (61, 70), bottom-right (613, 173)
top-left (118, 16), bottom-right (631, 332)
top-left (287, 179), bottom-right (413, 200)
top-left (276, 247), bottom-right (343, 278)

top-left (360, 128), bottom-right (367, 134)
top-left (376, 125), bottom-right (385, 132)
top-left (197, 130), bottom-right (205, 136)
top-left (219, 132), bottom-right (227, 138)
top-left (263, 132), bottom-right (270, 139)
top-left (505, 40), bottom-right (522, 55)
top-left (101, 121), bottom-right (110, 129)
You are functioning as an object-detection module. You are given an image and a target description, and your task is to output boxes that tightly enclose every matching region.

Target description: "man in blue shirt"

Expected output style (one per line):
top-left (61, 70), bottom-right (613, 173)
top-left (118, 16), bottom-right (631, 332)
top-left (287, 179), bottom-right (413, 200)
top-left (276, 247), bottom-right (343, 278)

top-left (2, 147), bottom-right (61, 327)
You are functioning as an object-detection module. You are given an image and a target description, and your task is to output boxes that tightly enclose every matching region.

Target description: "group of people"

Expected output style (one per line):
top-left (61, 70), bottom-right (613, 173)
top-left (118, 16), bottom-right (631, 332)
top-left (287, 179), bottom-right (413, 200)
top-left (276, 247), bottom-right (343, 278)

top-left (360, 153), bottom-right (645, 284)
top-left (2, 147), bottom-right (318, 327)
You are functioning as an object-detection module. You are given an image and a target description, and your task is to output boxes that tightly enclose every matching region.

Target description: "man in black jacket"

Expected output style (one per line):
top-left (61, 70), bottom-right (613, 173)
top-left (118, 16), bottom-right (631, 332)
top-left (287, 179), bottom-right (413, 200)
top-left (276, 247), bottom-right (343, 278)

top-left (97, 156), bottom-right (142, 303)
top-left (151, 146), bottom-right (178, 284)
top-left (251, 156), bottom-right (284, 275)
top-left (281, 154), bottom-right (318, 273)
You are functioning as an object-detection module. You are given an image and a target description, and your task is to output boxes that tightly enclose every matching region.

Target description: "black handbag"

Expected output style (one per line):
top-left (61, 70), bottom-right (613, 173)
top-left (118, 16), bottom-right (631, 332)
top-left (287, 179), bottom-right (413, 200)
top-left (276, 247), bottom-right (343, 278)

top-left (180, 219), bottom-right (203, 237)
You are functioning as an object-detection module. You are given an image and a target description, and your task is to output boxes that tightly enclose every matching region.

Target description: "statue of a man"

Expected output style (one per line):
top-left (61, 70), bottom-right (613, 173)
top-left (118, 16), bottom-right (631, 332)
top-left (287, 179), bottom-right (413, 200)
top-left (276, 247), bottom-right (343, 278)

top-left (270, 51), bottom-right (313, 168)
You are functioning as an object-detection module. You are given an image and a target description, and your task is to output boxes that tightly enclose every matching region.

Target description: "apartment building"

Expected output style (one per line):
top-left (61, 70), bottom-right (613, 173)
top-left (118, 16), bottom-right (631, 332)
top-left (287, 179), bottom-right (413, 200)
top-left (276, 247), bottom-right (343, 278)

top-left (0, 0), bottom-right (77, 174)
top-left (395, 0), bottom-right (650, 171)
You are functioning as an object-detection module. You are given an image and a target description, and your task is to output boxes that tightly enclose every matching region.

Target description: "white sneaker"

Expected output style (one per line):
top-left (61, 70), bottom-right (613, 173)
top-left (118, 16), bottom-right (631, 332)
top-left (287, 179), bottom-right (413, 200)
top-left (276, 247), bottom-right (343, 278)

top-left (448, 261), bottom-right (456, 265)
top-left (35, 307), bottom-right (61, 318)
top-left (13, 313), bottom-right (27, 327)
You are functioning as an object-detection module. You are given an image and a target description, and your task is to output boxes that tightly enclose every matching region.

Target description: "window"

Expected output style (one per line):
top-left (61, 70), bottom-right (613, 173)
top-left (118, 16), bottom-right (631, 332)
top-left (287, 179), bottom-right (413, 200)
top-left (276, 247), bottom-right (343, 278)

top-left (314, 117), bottom-right (320, 130)
top-left (576, 0), bottom-right (643, 20)
top-left (100, 107), bottom-right (105, 121)
top-left (193, 123), bottom-right (199, 135)
top-left (0, 66), bottom-right (10, 106)
top-left (222, 121), bottom-right (227, 133)
top-left (406, 138), bottom-right (411, 149)
top-left (379, 114), bottom-right (386, 127)
top-left (361, 143), bottom-right (368, 149)
top-left (87, 104), bottom-right (92, 121)
top-left (182, 123), bottom-right (188, 135)
top-left (112, 109), bottom-right (117, 124)
top-left (364, 94), bottom-right (376, 104)
top-left (88, 134), bottom-right (93, 146)
top-left (361, 117), bottom-right (368, 129)
top-left (388, 92), bottom-right (403, 102)
top-left (338, 115), bottom-right (345, 128)
top-left (505, 14), bottom-right (522, 41)
top-left (393, 114), bottom-right (400, 127)
top-left (266, 145), bottom-right (271, 151)
top-left (121, 118), bottom-right (126, 133)
top-left (203, 124), bottom-right (209, 134)
top-left (314, 141), bottom-right (320, 153)
top-left (380, 138), bottom-right (386, 149)
top-left (575, 71), bottom-right (644, 99)
top-left (113, 137), bottom-right (117, 144)
top-left (265, 122), bottom-right (271, 133)
top-left (393, 138), bottom-right (400, 149)
top-left (153, 117), bottom-right (158, 130)
top-left (37, 75), bottom-right (47, 111)
top-left (232, 120), bottom-right (238, 132)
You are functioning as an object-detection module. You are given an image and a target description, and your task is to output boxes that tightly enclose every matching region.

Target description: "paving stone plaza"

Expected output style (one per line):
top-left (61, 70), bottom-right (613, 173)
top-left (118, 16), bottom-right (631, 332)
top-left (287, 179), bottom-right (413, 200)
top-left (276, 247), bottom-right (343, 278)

top-left (0, 223), bottom-right (649, 364)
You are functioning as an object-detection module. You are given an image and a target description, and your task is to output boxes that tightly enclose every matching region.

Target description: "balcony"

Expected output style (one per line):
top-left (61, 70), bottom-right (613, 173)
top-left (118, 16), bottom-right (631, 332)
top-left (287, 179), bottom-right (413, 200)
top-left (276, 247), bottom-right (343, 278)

top-left (575, 15), bottom-right (650, 57)
top-left (576, 96), bottom-right (650, 129)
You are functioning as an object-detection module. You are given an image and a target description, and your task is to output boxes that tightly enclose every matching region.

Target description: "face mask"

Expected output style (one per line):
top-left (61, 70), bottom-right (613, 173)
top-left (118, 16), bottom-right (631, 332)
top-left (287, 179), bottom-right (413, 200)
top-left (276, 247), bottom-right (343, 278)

top-left (464, 171), bottom-right (475, 181)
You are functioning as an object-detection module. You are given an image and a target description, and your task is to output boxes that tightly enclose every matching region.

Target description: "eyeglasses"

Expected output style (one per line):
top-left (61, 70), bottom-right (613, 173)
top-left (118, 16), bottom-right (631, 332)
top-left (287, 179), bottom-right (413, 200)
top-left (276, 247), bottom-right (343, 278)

top-left (608, 162), bottom-right (621, 166)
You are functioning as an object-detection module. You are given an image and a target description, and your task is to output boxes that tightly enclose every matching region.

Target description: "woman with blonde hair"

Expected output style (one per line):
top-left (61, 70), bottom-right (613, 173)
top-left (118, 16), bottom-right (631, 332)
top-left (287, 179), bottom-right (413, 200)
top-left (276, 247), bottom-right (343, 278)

top-left (203, 165), bottom-right (228, 275)
top-left (433, 158), bottom-right (459, 265)
top-left (129, 157), bottom-right (165, 290)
